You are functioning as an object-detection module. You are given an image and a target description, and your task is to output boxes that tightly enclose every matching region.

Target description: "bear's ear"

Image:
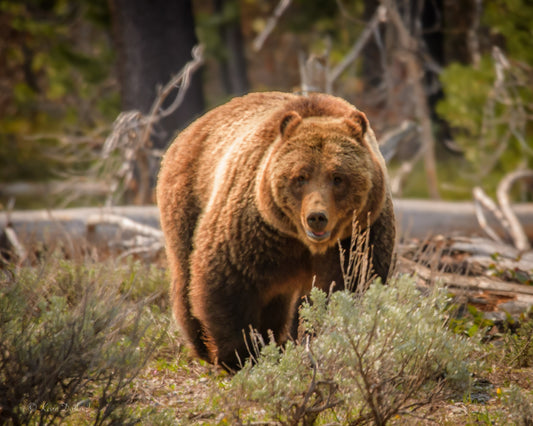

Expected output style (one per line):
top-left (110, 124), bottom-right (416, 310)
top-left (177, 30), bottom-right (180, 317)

top-left (345, 110), bottom-right (368, 140)
top-left (279, 111), bottom-right (302, 138)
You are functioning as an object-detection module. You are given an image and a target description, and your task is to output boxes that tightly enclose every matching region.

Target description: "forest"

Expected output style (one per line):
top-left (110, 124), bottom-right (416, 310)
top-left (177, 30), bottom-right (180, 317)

top-left (1, 0), bottom-right (532, 206)
top-left (1, 0), bottom-right (533, 424)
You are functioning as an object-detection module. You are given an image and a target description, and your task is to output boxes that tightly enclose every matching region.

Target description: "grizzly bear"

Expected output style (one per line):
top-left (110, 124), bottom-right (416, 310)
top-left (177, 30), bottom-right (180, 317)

top-left (157, 92), bottom-right (395, 369)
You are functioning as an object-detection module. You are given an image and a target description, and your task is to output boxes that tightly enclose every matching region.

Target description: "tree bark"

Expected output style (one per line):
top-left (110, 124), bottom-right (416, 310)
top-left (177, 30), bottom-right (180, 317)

top-left (214, 0), bottom-right (249, 96)
top-left (383, 0), bottom-right (441, 199)
top-left (109, 0), bottom-right (205, 150)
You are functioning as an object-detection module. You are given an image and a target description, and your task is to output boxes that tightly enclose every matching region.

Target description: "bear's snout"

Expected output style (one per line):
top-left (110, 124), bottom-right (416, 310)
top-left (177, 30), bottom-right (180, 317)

top-left (304, 210), bottom-right (332, 243)
top-left (306, 211), bottom-right (328, 232)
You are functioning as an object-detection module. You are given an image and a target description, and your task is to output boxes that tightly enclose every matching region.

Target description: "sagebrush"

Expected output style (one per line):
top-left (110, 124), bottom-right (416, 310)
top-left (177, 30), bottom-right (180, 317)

top-left (225, 275), bottom-right (478, 425)
top-left (0, 257), bottom-right (168, 425)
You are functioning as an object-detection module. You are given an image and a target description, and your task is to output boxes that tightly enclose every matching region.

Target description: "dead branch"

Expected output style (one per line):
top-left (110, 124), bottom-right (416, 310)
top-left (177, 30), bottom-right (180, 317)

top-left (390, 146), bottom-right (423, 197)
top-left (252, 0), bottom-right (292, 52)
top-left (448, 236), bottom-right (533, 275)
top-left (2, 226), bottom-right (27, 263)
top-left (449, 236), bottom-right (526, 261)
top-left (326, 5), bottom-right (386, 93)
top-left (3, 201), bottom-right (533, 252)
top-left (398, 257), bottom-right (533, 318)
top-left (406, 255), bottom-right (533, 297)
top-left (298, 51), bottom-right (329, 94)
top-left (86, 213), bottom-right (164, 259)
top-left (100, 45), bottom-right (204, 206)
top-left (467, 0), bottom-right (482, 67)
top-left (472, 170), bottom-right (533, 251)
top-left (496, 169), bottom-right (533, 251)
top-left (472, 186), bottom-right (506, 244)
top-left (382, 0), bottom-right (440, 199)
top-left (141, 45), bottom-right (205, 147)
top-left (86, 213), bottom-right (163, 241)
top-left (475, 48), bottom-right (533, 181)
top-left (0, 180), bottom-right (110, 198)
top-left (379, 120), bottom-right (418, 163)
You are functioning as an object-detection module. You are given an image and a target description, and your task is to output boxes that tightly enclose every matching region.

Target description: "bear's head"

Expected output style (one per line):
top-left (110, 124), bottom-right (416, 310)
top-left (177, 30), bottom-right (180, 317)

top-left (256, 109), bottom-right (386, 254)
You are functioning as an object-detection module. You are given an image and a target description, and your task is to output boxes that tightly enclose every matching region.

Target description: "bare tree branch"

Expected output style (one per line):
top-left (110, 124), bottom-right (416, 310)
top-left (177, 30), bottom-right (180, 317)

top-left (379, 120), bottom-right (418, 163)
top-left (496, 169), bottom-right (533, 251)
top-left (86, 213), bottom-right (163, 241)
top-left (3, 227), bottom-right (27, 263)
top-left (390, 147), bottom-right (423, 197)
top-left (86, 213), bottom-right (164, 260)
top-left (326, 5), bottom-right (387, 93)
top-left (467, 0), bottom-right (482, 67)
top-left (473, 187), bottom-right (505, 244)
top-left (141, 45), bottom-right (205, 147)
top-left (100, 45), bottom-right (205, 206)
top-left (252, 0), bottom-right (292, 52)
top-left (383, 0), bottom-right (440, 199)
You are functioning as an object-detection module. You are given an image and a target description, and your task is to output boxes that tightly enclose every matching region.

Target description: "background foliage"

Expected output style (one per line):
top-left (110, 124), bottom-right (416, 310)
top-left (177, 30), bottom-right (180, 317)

top-left (0, 0), bottom-right (117, 186)
top-left (1, 0), bottom-right (532, 206)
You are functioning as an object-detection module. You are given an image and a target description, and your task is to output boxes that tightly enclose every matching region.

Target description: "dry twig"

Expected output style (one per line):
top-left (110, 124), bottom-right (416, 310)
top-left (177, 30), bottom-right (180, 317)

top-left (100, 45), bottom-right (205, 206)
top-left (252, 0), bottom-right (292, 52)
top-left (496, 170), bottom-right (533, 251)
top-left (326, 5), bottom-right (387, 93)
top-left (86, 213), bottom-right (163, 259)
top-left (379, 120), bottom-right (418, 163)
top-left (141, 45), bottom-right (205, 148)
top-left (473, 186), bottom-right (506, 244)
top-left (472, 170), bottom-right (532, 251)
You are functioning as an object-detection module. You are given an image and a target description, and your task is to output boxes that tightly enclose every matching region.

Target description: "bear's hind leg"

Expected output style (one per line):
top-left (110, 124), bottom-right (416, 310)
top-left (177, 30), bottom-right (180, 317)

top-left (171, 278), bottom-right (211, 361)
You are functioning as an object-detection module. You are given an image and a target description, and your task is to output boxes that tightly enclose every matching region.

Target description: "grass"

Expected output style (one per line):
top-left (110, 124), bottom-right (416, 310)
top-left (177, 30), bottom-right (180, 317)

top-left (0, 249), bottom-right (532, 425)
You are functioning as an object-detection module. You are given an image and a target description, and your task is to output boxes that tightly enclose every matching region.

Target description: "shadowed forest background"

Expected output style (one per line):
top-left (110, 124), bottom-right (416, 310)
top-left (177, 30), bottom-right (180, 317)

top-left (1, 0), bottom-right (532, 210)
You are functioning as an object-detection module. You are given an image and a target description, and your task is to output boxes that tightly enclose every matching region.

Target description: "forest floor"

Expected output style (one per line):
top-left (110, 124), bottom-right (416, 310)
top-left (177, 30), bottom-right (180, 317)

top-left (1, 234), bottom-right (532, 425)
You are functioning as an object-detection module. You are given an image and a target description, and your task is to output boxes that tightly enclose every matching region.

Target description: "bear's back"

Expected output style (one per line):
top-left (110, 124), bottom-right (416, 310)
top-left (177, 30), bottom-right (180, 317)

top-left (164, 92), bottom-right (382, 212)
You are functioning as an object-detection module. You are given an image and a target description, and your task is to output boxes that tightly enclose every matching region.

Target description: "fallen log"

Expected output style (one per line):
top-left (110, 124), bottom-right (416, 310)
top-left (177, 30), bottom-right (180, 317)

top-left (1, 200), bottom-right (532, 245)
top-left (394, 199), bottom-right (533, 241)
top-left (397, 257), bottom-right (533, 320)
top-left (1, 201), bottom-right (531, 317)
top-left (0, 205), bottom-right (160, 250)
top-left (0, 180), bottom-right (110, 198)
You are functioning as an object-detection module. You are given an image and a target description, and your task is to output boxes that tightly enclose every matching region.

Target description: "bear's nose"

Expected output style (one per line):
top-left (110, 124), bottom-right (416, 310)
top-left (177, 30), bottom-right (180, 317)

top-left (306, 211), bottom-right (328, 232)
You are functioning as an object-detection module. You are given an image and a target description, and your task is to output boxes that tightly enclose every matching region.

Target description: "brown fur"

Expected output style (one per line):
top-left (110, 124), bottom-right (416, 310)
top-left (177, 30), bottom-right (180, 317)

top-left (157, 92), bottom-right (396, 369)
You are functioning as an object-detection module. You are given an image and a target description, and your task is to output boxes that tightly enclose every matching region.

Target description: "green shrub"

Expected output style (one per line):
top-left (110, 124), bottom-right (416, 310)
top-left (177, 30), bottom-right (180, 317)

top-left (502, 315), bottom-right (533, 368)
top-left (0, 257), bottom-right (166, 425)
top-left (226, 275), bottom-right (477, 425)
top-left (507, 385), bottom-right (533, 426)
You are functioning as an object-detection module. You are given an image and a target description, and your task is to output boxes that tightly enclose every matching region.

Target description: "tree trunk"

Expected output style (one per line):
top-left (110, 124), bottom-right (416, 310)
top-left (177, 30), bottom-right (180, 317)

top-left (109, 0), bottom-right (205, 150)
top-left (384, 0), bottom-right (441, 199)
top-left (213, 0), bottom-right (249, 96)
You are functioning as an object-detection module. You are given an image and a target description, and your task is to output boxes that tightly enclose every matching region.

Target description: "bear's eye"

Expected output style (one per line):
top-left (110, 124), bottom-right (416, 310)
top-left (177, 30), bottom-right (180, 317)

top-left (294, 175), bottom-right (307, 186)
top-left (333, 176), bottom-right (343, 186)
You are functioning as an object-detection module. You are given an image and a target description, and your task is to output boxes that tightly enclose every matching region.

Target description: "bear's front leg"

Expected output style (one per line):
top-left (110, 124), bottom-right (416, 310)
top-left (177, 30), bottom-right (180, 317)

top-left (188, 264), bottom-right (299, 369)
top-left (188, 263), bottom-right (263, 369)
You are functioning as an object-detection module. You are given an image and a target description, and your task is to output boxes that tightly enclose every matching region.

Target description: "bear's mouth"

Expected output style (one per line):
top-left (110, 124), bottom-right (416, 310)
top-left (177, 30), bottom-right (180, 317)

top-left (305, 229), bottom-right (331, 242)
